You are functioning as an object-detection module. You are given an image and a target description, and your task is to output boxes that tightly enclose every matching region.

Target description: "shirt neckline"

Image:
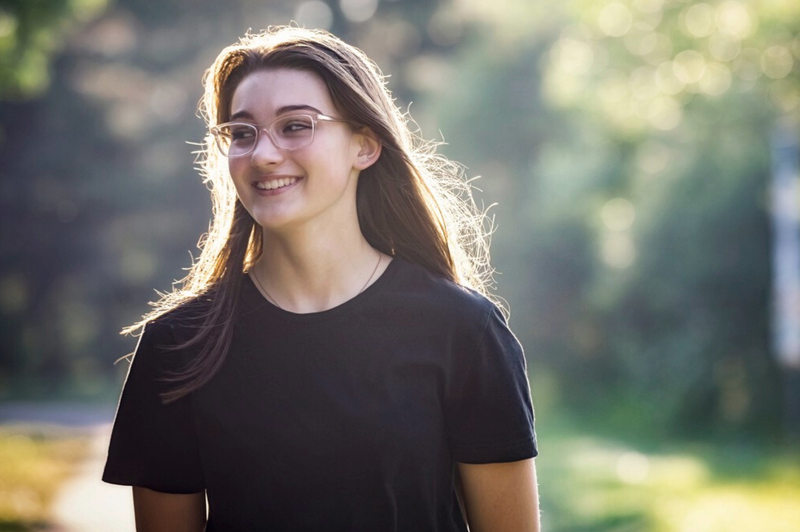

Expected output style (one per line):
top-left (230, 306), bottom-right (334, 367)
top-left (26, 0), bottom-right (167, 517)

top-left (242, 256), bottom-right (402, 323)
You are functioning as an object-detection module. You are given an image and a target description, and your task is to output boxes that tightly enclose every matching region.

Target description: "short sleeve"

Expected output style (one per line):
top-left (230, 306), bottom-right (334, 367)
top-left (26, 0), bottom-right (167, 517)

top-left (102, 320), bottom-right (205, 493)
top-left (446, 303), bottom-right (538, 464)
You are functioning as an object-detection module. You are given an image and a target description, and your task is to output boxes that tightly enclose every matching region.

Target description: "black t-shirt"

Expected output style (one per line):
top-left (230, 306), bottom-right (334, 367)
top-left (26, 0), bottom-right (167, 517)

top-left (103, 257), bottom-right (537, 532)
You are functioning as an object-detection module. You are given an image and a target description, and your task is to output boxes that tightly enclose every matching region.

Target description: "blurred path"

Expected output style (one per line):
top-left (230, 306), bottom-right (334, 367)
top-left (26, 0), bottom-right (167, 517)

top-left (51, 423), bottom-right (135, 532)
top-left (0, 401), bottom-right (115, 427)
top-left (0, 402), bottom-right (136, 531)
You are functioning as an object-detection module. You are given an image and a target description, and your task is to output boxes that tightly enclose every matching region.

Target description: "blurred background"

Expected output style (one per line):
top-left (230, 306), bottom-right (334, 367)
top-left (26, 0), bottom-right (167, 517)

top-left (1, 0), bottom-right (799, 530)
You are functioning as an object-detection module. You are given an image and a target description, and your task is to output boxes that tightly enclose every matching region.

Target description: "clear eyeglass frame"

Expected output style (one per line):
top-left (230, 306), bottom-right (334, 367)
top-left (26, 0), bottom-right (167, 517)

top-left (210, 113), bottom-right (351, 158)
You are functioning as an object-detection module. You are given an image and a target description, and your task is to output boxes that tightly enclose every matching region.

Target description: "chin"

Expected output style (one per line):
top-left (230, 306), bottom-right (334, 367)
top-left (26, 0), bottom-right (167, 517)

top-left (250, 209), bottom-right (309, 232)
top-left (252, 214), bottom-right (293, 231)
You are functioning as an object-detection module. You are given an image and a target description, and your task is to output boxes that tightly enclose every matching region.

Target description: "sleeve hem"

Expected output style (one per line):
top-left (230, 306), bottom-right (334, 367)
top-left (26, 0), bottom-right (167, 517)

top-left (102, 471), bottom-right (205, 494)
top-left (452, 434), bottom-right (538, 464)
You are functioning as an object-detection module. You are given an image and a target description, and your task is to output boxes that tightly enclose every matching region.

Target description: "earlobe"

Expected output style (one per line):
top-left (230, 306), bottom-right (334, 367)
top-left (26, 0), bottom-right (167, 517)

top-left (354, 133), bottom-right (382, 170)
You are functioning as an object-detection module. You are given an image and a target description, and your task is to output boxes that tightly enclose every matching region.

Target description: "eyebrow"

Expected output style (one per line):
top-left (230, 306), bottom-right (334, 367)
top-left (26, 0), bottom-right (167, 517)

top-left (229, 104), bottom-right (324, 121)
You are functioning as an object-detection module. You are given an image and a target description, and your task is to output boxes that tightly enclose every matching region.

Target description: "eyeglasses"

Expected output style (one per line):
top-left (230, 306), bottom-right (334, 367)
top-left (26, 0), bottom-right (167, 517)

top-left (210, 113), bottom-right (350, 158)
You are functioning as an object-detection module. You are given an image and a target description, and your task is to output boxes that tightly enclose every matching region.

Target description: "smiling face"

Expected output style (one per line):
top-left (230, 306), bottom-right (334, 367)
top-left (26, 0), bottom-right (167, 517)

top-left (226, 68), bottom-right (377, 233)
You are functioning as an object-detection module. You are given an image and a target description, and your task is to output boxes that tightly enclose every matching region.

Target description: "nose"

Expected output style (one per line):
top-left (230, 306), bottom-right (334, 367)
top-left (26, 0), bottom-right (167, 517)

top-left (249, 127), bottom-right (284, 167)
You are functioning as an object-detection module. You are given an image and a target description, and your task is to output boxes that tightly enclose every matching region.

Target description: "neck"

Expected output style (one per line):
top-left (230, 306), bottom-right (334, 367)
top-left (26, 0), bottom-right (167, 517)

top-left (251, 220), bottom-right (387, 313)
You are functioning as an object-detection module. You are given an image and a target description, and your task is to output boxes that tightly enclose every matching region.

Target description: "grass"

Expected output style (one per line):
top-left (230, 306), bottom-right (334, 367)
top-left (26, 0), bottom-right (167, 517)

top-left (535, 416), bottom-right (800, 532)
top-left (0, 427), bottom-right (90, 531)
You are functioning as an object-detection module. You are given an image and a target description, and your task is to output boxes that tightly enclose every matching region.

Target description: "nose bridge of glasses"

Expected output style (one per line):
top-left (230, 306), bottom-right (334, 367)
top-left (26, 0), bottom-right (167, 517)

top-left (253, 124), bottom-right (283, 153)
top-left (234, 124), bottom-right (282, 161)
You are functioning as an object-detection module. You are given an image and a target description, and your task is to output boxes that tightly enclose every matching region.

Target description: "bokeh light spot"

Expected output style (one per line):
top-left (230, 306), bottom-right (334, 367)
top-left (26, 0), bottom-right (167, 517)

top-left (761, 45), bottom-right (794, 80)
top-left (404, 54), bottom-right (452, 93)
top-left (340, 0), bottom-right (378, 23)
top-left (716, 1), bottom-right (758, 40)
top-left (683, 3), bottom-right (716, 38)
top-left (107, 103), bottom-right (148, 139)
top-left (673, 50), bottom-right (707, 84)
top-left (602, 198), bottom-right (636, 232)
top-left (294, 1), bottom-right (333, 30)
top-left (598, 3), bottom-right (633, 37)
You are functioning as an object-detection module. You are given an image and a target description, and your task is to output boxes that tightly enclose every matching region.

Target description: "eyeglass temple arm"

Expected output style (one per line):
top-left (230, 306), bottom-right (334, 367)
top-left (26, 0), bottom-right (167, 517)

top-left (316, 114), bottom-right (349, 124)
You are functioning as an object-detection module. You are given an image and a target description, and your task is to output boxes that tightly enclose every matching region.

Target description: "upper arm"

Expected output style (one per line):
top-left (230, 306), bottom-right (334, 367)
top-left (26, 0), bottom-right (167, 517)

top-left (457, 458), bottom-right (540, 532)
top-left (133, 486), bottom-right (206, 532)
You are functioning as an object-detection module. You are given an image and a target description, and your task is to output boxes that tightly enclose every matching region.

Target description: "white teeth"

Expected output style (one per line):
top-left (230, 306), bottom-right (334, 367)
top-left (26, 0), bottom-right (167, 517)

top-left (255, 177), bottom-right (298, 190)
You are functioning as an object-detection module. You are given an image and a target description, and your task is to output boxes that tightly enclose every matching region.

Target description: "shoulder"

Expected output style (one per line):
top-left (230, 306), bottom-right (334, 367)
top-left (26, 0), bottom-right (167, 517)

top-left (385, 257), bottom-right (501, 330)
top-left (138, 291), bottom-right (215, 347)
top-left (126, 295), bottom-right (212, 378)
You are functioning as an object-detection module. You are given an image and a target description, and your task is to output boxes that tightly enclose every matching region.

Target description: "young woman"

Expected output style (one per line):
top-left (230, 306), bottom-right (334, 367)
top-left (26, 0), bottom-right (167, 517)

top-left (103, 26), bottom-right (540, 532)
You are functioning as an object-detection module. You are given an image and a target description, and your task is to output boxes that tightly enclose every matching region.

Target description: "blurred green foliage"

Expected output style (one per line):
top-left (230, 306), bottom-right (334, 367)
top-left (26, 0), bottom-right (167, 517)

top-left (426, 0), bottom-right (800, 439)
top-left (0, 0), bottom-right (109, 99)
top-left (0, 0), bottom-right (799, 448)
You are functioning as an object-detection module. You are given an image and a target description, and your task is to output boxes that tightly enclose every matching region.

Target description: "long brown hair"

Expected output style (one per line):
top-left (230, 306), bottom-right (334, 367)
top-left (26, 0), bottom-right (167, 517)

top-left (125, 26), bottom-right (495, 402)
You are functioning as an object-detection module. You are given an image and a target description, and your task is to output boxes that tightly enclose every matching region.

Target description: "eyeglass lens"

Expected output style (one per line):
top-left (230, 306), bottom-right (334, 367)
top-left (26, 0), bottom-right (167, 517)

top-left (216, 115), bottom-right (316, 156)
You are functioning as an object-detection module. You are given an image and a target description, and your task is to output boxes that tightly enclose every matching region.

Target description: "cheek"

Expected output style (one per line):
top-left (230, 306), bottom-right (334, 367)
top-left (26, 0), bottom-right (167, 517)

top-left (228, 158), bottom-right (250, 183)
top-left (313, 138), bottom-right (359, 174)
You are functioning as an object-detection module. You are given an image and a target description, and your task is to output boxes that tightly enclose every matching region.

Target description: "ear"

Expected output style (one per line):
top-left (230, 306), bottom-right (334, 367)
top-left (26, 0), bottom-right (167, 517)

top-left (353, 130), bottom-right (382, 171)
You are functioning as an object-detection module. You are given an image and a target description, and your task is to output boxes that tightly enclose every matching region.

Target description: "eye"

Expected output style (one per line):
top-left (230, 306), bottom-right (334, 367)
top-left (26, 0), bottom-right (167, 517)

top-left (230, 125), bottom-right (256, 141)
top-left (278, 117), bottom-right (314, 135)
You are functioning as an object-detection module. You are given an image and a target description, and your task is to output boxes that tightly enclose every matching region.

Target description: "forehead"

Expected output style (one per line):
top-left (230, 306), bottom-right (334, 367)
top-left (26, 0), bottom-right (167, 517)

top-left (229, 68), bottom-right (334, 118)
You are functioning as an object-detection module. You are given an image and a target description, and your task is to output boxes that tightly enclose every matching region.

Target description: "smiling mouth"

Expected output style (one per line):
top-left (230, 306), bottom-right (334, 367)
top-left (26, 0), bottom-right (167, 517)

top-left (254, 177), bottom-right (300, 191)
